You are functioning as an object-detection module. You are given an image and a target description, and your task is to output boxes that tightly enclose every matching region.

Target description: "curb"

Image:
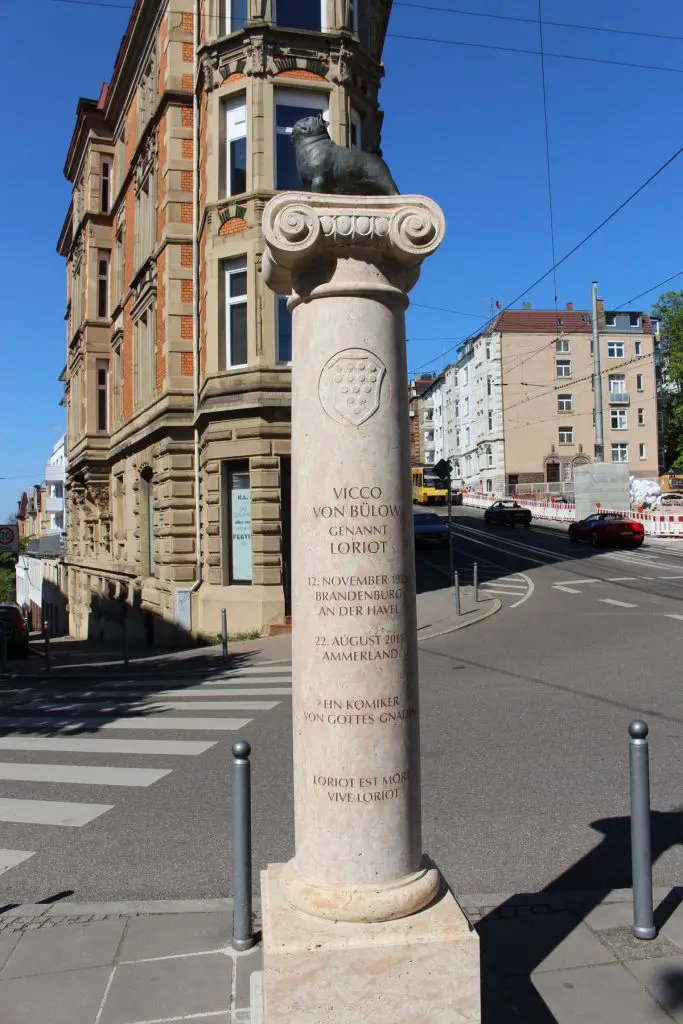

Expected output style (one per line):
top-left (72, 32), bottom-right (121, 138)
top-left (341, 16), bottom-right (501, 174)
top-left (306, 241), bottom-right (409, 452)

top-left (418, 598), bottom-right (502, 641)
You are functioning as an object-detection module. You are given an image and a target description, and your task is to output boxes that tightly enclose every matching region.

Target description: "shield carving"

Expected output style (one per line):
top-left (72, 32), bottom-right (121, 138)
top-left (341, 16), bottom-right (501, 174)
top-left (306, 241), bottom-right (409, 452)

top-left (318, 348), bottom-right (386, 426)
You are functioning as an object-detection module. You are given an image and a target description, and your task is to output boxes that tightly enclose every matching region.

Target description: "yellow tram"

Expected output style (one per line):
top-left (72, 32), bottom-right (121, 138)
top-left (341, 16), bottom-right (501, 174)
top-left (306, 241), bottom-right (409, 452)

top-left (412, 465), bottom-right (448, 505)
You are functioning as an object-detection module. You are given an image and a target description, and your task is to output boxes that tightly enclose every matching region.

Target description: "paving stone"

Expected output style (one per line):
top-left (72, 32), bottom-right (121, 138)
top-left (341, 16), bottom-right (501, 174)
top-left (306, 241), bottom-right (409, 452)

top-left (0, 965), bottom-right (111, 1024)
top-left (119, 912), bottom-right (232, 961)
top-left (98, 951), bottom-right (232, 1024)
top-left (583, 901), bottom-right (635, 932)
top-left (597, 926), bottom-right (681, 963)
top-left (626, 953), bottom-right (683, 1022)
top-left (0, 933), bottom-right (20, 972)
top-left (662, 901), bottom-right (683, 949)
top-left (0, 919), bottom-right (126, 979)
top-left (532, 962), bottom-right (673, 1023)
top-left (234, 944), bottom-right (263, 1010)
top-left (478, 911), bottom-right (616, 976)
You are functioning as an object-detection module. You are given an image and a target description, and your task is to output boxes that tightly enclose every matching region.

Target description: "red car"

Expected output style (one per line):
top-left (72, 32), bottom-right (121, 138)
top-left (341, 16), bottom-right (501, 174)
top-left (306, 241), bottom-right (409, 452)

top-left (568, 513), bottom-right (644, 548)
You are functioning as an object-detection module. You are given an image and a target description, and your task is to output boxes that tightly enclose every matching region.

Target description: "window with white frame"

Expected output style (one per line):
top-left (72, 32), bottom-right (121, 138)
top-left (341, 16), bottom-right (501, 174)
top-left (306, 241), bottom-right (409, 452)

top-left (97, 251), bottom-right (110, 319)
top-left (225, 95), bottom-right (247, 196)
top-left (559, 426), bottom-right (574, 445)
top-left (133, 305), bottom-right (156, 409)
top-left (112, 334), bottom-right (123, 429)
top-left (275, 91), bottom-right (329, 190)
top-left (465, 426), bottom-right (470, 445)
top-left (114, 226), bottom-right (125, 308)
top-left (96, 360), bottom-right (109, 433)
top-left (277, 296), bottom-right (292, 364)
top-left (557, 393), bottom-right (572, 413)
top-left (464, 396), bottom-right (469, 416)
top-left (221, 258), bottom-right (248, 368)
top-left (486, 478), bottom-right (492, 493)
top-left (219, 0), bottom-right (247, 34)
top-left (488, 409), bottom-right (493, 431)
top-left (135, 166), bottom-right (156, 269)
top-left (607, 341), bottom-right (625, 358)
top-left (629, 313), bottom-right (640, 328)
top-left (485, 340), bottom-right (491, 360)
top-left (462, 367), bottom-right (468, 385)
top-left (609, 374), bottom-right (626, 395)
top-left (487, 375), bottom-right (492, 396)
top-left (101, 155), bottom-right (112, 214)
top-left (636, 373), bottom-right (644, 392)
top-left (605, 313), bottom-right (616, 327)
top-left (274, 0), bottom-right (325, 31)
top-left (611, 408), bottom-right (627, 430)
top-left (453, 460), bottom-right (460, 478)
top-left (639, 443), bottom-right (646, 460)
top-left (638, 407), bottom-right (645, 425)
top-left (635, 340), bottom-right (642, 357)
top-left (487, 447), bottom-right (494, 467)
top-left (611, 443), bottom-right (628, 463)
top-left (455, 429), bottom-right (460, 448)
top-left (556, 359), bottom-right (571, 378)
top-left (555, 338), bottom-right (570, 353)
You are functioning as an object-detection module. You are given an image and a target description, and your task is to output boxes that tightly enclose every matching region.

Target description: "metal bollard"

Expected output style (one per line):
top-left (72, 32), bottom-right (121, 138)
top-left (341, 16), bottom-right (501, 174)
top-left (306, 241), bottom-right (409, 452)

top-left (221, 608), bottom-right (228, 661)
top-left (473, 562), bottom-right (479, 603)
top-left (629, 720), bottom-right (656, 939)
top-left (43, 620), bottom-right (51, 674)
top-left (454, 571), bottom-right (461, 616)
top-left (232, 740), bottom-right (256, 951)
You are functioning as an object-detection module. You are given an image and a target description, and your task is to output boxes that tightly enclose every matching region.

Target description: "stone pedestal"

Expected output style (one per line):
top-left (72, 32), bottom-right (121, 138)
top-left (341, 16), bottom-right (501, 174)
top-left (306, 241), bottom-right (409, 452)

top-left (260, 193), bottom-right (480, 1023)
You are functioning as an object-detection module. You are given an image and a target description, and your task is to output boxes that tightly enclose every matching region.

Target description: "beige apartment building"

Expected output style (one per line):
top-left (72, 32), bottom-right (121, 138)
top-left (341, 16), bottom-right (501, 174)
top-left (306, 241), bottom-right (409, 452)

top-left (57, 0), bottom-right (392, 642)
top-left (497, 305), bottom-right (659, 490)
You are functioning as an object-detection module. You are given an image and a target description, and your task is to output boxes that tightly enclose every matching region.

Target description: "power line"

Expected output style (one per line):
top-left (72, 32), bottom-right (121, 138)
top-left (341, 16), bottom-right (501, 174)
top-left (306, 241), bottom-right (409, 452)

top-left (504, 352), bottom-right (654, 415)
top-left (617, 272), bottom-right (683, 309)
top-left (410, 303), bottom-right (487, 318)
top-left (537, 0), bottom-right (559, 316)
top-left (393, 2), bottom-right (683, 45)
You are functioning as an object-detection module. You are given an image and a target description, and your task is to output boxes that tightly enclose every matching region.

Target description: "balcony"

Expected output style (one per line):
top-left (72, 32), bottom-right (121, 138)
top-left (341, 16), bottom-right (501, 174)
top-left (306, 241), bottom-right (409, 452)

top-left (608, 392), bottom-right (630, 405)
top-left (45, 496), bottom-right (64, 514)
top-left (45, 462), bottom-right (66, 483)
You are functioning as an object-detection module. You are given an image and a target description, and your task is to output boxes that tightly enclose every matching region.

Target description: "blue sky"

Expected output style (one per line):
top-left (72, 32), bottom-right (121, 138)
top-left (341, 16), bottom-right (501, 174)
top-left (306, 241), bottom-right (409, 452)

top-left (1, 0), bottom-right (683, 517)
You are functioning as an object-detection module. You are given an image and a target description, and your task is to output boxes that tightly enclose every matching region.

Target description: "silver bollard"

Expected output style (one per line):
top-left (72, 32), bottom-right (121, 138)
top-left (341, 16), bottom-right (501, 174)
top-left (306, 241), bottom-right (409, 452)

top-left (454, 571), bottom-right (461, 616)
top-left (473, 562), bottom-right (479, 603)
top-left (629, 720), bottom-right (656, 939)
top-left (232, 740), bottom-right (256, 951)
top-left (43, 620), bottom-right (51, 674)
top-left (221, 608), bottom-right (228, 661)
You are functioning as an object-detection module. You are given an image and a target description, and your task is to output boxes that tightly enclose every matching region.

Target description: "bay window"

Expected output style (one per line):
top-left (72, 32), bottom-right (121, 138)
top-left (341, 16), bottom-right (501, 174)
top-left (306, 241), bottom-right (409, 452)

top-left (275, 91), bottom-right (329, 190)
top-left (221, 258), bottom-right (248, 368)
top-left (225, 96), bottom-right (247, 196)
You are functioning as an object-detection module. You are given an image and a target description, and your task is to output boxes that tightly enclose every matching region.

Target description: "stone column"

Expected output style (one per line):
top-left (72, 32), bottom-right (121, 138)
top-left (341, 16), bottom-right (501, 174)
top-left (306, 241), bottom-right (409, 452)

top-left (262, 192), bottom-right (444, 923)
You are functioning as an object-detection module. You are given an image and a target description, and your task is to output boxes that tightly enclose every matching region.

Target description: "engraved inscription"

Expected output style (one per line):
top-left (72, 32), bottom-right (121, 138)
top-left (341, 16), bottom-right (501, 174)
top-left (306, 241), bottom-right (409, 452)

top-left (318, 348), bottom-right (386, 426)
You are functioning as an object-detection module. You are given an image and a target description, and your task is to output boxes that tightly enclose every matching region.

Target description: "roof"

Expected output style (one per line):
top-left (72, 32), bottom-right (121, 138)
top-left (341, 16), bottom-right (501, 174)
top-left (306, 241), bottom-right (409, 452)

top-left (492, 309), bottom-right (654, 334)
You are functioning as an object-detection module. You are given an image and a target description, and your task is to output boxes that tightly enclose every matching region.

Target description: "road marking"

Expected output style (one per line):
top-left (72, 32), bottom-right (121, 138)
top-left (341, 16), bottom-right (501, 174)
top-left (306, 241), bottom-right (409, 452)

top-left (599, 598), bottom-right (639, 609)
top-left (0, 798), bottom-right (113, 827)
top-left (87, 688), bottom-right (292, 698)
top-left (0, 738), bottom-right (216, 755)
top-left (25, 700), bottom-right (281, 714)
top-left (0, 849), bottom-right (35, 875)
top-left (99, 676), bottom-right (292, 691)
top-left (0, 716), bottom-right (253, 732)
top-left (213, 667), bottom-right (292, 677)
top-left (606, 577), bottom-right (639, 581)
top-left (480, 585), bottom-right (529, 595)
top-left (0, 763), bottom-right (171, 787)
top-left (553, 579), bottom-right (601, 586)
top-left (665, 614), bottom-right (683, 621)
top-left (510, 573), bottom-right (535, 608)
top-left (552, 585), bottom-right (582, 594)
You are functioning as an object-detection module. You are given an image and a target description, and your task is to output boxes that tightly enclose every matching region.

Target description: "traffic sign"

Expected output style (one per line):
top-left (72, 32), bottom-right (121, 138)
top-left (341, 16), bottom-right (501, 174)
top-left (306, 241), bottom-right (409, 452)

top-left (0, 524), bottom-right (19, 553)
top-left (433, 458), bottom-right (452, 483)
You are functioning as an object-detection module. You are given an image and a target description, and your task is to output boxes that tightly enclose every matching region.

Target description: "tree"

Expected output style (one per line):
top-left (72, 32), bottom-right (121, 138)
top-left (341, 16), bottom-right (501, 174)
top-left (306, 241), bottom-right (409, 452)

top-left (651, 291), bottom-right (683, 471)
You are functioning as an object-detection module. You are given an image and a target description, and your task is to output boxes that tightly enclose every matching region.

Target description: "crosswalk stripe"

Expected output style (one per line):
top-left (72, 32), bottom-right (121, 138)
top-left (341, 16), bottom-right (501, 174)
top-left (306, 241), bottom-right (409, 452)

top-left (64, 687), bottom-right (292, 698)
top-left (0, 716), bottom-right (252, 732)
top-left (212, 667), bottom-right (292, 677)
top-left (99, 676), bottom-right (291, 691)
top-left (0, 738), bottom-right (216, 755)
top-left (665, 614), bottom-right (683, 621)
top-left (0, 798), bottom-right (113, 827)
top-left (0, 763), bottom-right (171, 787)
top-left (599, 598), bottom-right (638, 609)
top-left (20, 700), bottom-right (281, 713)
top-left (481, 585), bottom-right (528, 594)
top-left (0, 849), bottom-right (35, 874)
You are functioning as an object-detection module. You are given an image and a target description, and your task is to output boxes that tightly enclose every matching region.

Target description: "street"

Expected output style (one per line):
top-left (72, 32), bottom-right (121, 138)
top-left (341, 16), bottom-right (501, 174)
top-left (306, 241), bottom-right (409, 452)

top-left (0, 506), bottom-right (682, 907)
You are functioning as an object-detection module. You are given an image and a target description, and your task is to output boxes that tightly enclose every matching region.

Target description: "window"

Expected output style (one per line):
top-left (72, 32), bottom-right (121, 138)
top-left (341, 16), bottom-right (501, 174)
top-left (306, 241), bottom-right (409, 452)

top-left (487, 448), bottom-right (494, 468)
top-left (607, 341), bottom-right (624, 358)
top-left (605, 313), bottom-right (616, 327)
top-left (555, 338), bottom-right (570, 353)
top-left (610, 409), bottom-right (627, 430)
top-left (636, 373), bottom-right (644, 392)
top-left (423, 408), bottom-right (433, 422)
top-left (559, 426), bottom-right (574, 445)
top-left (556, 359), bottom-right (571, 378)
top-left (347, 0), bottom-right (358, 34)
top-left (101, 155), bottom-right (112, 213)
top-left (464, 396), bottom-right (469, 417)
top-left (97, 251), bottom-right (110, 318)
top-left (611, 443), bottom-right (628, 463)
top-left (277, 296), bottom-right (292, 364)
top-left (453, 460), bottom-right (460, 478)
top-left (96, 361), bottom-right (109, 432)
top-left (488, 409), bottom-right (493, 431)
top-left (638, 408), bottom-right (645, 426)
top-left (112, 336), bottom-right (123, 428)
top-left (485, 341), bottom-right (491, 360)
top-left (71, 261), bottom-right (83, 333)
top-left (639, 443), bottom-right (647, 460)
top-left (274, 0), bottom-right (324, 31)
top-left (609, 374), bottom-right (626, 395)
top-left (350, 110), bottom-right (362, 150)
top-left (454, 400), bottom-right (459, 419)
top-left (275, 91), bottom-right (329, 190)
top-left (133, 305), bottom-right (156, 409)
top-left (557, 393), bottom-right (572, 413)
top-left (219, 0), bottom-right (247, 33)
top-left (563, 461), bottom-right (572, 482)
top-left (462, 367), bottom-right (468, 385)
top-left (424, 430), bottom-right (434, 443)
top-left (629, 313), bottom-right (640, 328)
top-left (487, 375), bottom-right (492, 396)
top-left (465, 426), bottom-right (470, 445)
top-left (486, 479), bottom-right (492, 493)
top-left (635, 340), bottom-right (642, 357)
top-left (114, 226), bottom-right (125, 308)
top-left (225, 96), bottom-right (247, 196)
top-left (220, 258), bottom-right (248, 368)
top-left (135, 167), bottom-right (156, 269)
top-left (139, 468), bottom-right (155, 576)
top-left (455, 429), bottom-right (460, 448)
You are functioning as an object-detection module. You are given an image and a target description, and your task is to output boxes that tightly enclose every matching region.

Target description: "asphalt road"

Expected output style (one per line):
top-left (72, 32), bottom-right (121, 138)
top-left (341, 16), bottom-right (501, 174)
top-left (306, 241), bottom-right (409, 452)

top-left (0, 508), bottom-right (682, 905)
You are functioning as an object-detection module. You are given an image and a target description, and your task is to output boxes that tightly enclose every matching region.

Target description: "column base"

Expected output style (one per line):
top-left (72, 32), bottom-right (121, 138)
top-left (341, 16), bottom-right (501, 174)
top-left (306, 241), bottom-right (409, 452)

top-left (279, 856), bottom-right (440, 923)
top-left (261, 863), bottom-right (480, 1023)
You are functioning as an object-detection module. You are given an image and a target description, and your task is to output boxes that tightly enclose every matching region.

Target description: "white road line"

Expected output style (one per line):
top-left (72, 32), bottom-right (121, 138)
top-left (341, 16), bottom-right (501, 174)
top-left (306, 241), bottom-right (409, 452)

top-left (134, 700), bottom-right (280, 712)
top-left (552, 585), bottom-right (582, 594)
top-left (0, 716), bottom-right (253, 732)
top-left (0, 798), bottom-right (113, 827)
top-left (0, 849), bottom-right (35, 874)
top-left (26, 700), bottom-right (280, 713)
top-left (0, 738), bottom-right (216, 755)
top-left (599, 598), bottom-right (639, 609)
top-left (98, 676), bottom-right (291, 691)
top-left (0, 764), bottom-right (171, 787)
top-left (96, 681), bottom-right (291, 693)
top-left (606, 577), bottom-right (639, 581)
top-left (665, 614), bottom-right (683, 621)
top-left (213, 667), bottom-right (292, 676)
top-left (86, 688), bottom-right (292, 698)
top-left (552, 579), bottom-right (601, 586)
top-left (480, 586), bottom-right (529, 595)
top-left (510, 573), bottom-right (534, 608)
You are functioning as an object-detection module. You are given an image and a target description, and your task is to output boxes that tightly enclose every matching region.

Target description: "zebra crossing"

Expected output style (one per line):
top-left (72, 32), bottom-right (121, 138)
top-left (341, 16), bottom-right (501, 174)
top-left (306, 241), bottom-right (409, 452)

top-left (0, 659), bottom-right (292, 882)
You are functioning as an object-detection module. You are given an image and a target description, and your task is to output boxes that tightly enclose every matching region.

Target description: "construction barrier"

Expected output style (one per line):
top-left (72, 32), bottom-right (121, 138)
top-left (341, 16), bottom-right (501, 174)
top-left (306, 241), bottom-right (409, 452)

top-left (596, 507), bottom-right (683, 538)
top-left (462, 493), bottom-right (575, 522)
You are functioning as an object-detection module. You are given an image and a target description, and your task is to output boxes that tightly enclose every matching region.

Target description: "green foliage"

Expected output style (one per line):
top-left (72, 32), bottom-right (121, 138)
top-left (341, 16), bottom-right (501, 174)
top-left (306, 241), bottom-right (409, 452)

top-left (652, 291), bottom-right (683, 471)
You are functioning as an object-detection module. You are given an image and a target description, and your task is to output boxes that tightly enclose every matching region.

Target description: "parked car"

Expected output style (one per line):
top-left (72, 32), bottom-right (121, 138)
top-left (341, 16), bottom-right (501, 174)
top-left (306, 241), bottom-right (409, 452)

top-left (550, 495), bottom-right (573, 506)
top-left (568, 513), bottom-right (644, 548)
top-left (484, 500), bottom-right (532, 528)
top-left (413, 512), bottom-right (449, 548)
top-left (0, 604), bottom-right (29, 659)
top-left (659, 492), bottom-right (683, 508)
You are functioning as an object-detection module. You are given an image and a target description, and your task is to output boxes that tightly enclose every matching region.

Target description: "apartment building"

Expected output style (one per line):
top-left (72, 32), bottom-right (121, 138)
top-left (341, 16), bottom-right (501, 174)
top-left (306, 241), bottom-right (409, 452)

top-left (57, 0), bottom-right (392, 641)
top-left (416, 374), bottom-right (444, 465)
top-left (43, 436), bottom-right (67, 535)
top-left (408, 373), bottom-right (438, 465)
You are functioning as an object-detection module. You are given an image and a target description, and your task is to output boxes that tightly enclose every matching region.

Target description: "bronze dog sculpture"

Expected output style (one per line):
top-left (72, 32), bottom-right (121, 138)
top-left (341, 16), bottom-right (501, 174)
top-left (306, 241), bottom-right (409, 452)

top-left (291, 115), bottom-right (399, 196)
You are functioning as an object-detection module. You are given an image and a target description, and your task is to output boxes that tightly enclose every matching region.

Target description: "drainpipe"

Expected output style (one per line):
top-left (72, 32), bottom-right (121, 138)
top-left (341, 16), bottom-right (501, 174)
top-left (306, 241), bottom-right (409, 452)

top-left (190, 0), bottom-right (202, 597)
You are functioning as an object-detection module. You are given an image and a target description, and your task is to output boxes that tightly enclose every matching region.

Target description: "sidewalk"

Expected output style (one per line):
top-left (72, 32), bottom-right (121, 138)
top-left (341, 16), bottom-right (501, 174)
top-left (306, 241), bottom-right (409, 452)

top-left (2, 889), bottom-right (682, 1022)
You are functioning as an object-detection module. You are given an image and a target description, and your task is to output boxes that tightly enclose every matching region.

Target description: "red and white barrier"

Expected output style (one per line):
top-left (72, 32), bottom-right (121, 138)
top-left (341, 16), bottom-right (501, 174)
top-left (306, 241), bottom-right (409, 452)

top-left (596, 506), bottom-right (683, 537)
top-left (462, 493), bottom-right (575, 521)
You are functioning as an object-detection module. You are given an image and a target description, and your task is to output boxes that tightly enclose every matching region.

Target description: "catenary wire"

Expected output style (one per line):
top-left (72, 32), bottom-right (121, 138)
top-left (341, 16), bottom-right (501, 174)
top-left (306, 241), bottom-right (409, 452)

top-left (537, 0), bottom-right (559, 316)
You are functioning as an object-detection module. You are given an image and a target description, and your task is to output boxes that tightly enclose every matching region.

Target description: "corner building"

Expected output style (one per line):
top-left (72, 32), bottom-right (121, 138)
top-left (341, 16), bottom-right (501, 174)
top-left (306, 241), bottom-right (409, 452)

top-left (58, 0), bottom-right (392, 641)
